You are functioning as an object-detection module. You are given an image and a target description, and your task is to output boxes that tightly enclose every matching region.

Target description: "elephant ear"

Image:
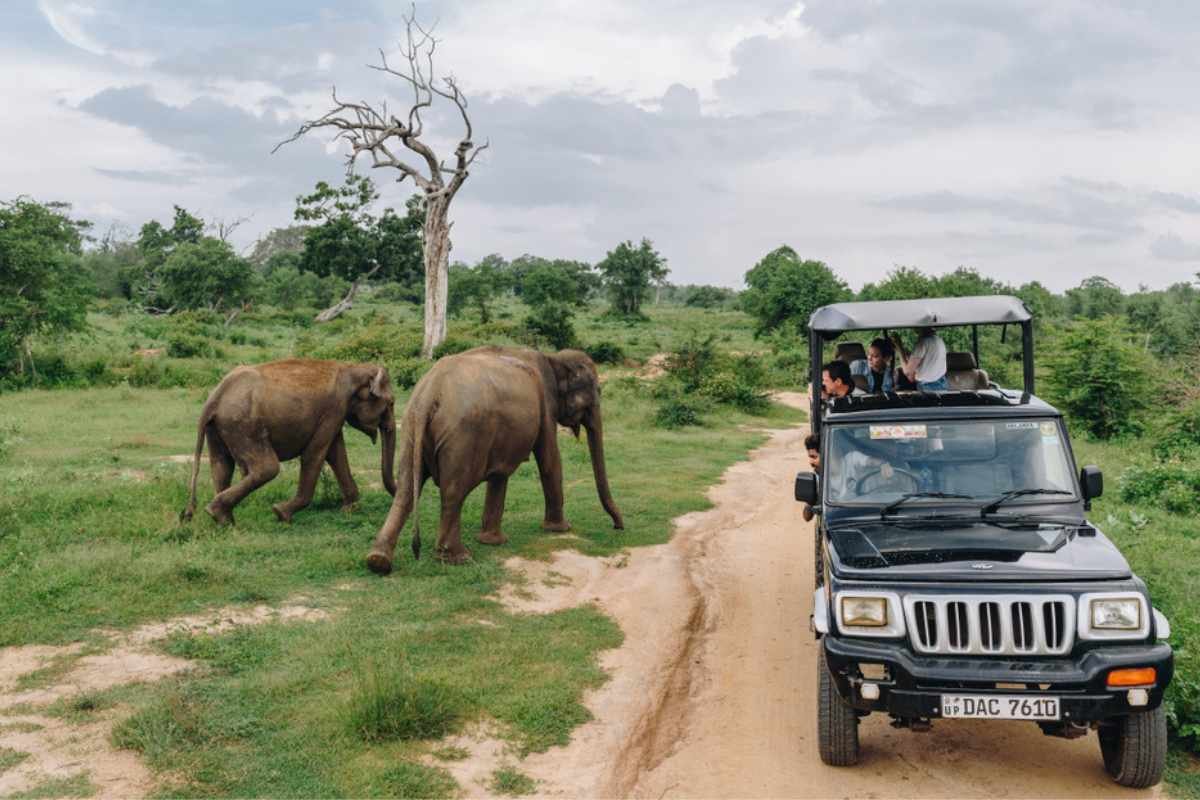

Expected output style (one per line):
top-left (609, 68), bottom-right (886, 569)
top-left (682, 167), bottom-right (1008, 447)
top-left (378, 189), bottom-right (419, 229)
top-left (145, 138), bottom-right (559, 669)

top-left (369, 367), bottom-right (388, 397)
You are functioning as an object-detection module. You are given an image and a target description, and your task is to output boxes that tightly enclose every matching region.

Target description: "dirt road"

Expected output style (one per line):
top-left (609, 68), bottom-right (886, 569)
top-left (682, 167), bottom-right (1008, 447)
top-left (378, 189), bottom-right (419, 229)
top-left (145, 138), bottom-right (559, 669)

top-left (507, 394), bottom-right (1161, 799)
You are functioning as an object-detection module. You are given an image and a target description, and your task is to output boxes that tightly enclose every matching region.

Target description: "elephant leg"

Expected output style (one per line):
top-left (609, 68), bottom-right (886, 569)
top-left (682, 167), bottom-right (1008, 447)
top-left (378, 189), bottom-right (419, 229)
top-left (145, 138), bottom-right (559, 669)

top-left (367, 472), bottom-right (429, 575)
top-left (273, 437), bottom-right (332, 523)
top-left (434, 483), bottom-right (472, 565)
top-left (206, 427), bottom-right (234, 494)
top-left (534, 427), bottom-right (570, 532)
top-left (324, 431), bottom-right (360, 509)
top-left (477, 475), bottom-right (509, 545)
top-left (207, 438), bottom-right (279, 525)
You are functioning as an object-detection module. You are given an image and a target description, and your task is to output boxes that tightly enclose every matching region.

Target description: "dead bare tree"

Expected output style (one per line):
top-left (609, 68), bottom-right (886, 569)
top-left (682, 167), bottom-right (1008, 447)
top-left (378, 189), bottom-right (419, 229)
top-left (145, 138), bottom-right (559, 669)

top-left (273, 8), bottom-right (487, 357)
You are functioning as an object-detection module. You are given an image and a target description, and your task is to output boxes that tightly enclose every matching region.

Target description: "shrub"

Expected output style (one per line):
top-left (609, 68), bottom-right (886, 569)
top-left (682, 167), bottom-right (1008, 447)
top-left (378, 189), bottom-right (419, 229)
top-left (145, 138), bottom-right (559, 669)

top-left (654, 395), bottom-right (705, 429)
top-left (523, 302), bottom-right (577, 350)
top-left (166, 334), bottom-right (223, 359)
top-left (1151, 398), bottom-right (1200, 461)
top-left (664, 333), bottom-right (717, 392)
top-left (584, 341), bottom-right (625, 364)
top-left (1045, 318), bottom-right (1149, 439)
top-left (432, 336), bottom-right (480, 360)
top-left (305, 323), bottom-right (422, 366)
top-left (1118, 463), bottom-right (1200, 511)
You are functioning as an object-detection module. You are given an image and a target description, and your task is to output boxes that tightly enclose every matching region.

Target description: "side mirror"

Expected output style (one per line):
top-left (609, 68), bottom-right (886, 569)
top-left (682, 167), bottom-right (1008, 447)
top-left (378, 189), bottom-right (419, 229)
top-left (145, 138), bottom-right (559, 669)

top-left (1080, 465), bottom-right (1103, 509)
top-left (795, 472), bottom-right (819, 505)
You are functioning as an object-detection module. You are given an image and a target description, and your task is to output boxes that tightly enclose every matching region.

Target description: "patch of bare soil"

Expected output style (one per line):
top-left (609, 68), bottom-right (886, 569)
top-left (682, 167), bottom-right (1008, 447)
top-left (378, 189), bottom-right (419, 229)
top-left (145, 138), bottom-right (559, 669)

top-left (635, 353), bottom-right (669, 380)
top-left (483, 392), bottom-right (1160, 799)
top-left (0, 600), bottom-right (329, 799)
top-left (163, 454), bottom-right (206, 464)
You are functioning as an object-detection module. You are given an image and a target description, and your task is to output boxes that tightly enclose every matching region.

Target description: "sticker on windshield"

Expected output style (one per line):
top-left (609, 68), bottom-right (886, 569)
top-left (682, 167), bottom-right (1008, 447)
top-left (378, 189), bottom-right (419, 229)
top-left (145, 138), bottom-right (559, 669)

top-left (1006, 422), bottom-right (1038, 430)
top-left (870, 424), bottom-right (927, 440)
top-left (1040, 422), bottom-right (1057, 436)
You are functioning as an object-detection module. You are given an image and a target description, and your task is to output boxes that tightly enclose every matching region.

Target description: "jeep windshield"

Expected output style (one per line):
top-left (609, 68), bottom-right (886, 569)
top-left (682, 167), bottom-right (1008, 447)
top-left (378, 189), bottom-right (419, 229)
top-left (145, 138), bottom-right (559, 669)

top-left (825, 418), bottom-right (1077, 508)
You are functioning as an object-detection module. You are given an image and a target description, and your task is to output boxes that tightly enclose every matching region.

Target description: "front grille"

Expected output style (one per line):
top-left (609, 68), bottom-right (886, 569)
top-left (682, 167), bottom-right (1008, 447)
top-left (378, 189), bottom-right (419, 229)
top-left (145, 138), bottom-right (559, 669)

top-left (905, 595), bottom-right (1074, 656)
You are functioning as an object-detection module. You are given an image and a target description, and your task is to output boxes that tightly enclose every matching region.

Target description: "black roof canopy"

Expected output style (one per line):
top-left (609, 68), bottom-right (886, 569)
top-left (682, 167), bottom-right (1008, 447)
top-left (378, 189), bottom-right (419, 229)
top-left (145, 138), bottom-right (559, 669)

top-left (809, 295), bottom-right (1031, 335)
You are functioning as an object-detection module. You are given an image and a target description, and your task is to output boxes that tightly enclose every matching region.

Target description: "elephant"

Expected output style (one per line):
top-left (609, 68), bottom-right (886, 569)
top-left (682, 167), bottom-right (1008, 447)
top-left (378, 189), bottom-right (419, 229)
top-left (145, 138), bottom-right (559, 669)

top-left (181, 358), bottom-right (397, 525)
top-left (365, 346), bottom-right (623, 574)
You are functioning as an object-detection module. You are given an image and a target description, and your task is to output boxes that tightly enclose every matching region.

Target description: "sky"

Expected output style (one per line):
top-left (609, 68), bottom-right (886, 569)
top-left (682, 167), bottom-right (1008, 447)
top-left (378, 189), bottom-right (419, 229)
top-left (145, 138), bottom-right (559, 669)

top-left (4, 0), bottom-right (1200, 292)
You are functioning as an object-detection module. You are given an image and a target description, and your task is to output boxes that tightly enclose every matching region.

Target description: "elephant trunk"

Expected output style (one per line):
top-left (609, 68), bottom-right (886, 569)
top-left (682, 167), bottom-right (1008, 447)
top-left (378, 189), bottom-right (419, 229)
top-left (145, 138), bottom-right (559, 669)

top-left (380, 405), bottom-right (397, 497)
top-left (585, 407), bottom-right (624, 530)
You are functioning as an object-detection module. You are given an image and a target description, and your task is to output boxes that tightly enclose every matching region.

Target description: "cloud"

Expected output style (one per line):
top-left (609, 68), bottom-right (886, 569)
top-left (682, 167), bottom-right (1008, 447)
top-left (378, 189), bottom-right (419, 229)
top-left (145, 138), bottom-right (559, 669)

top-left (1151, 233), bottom-right (1200, 262)
top-left (92, 167), bottom-right (194, 185)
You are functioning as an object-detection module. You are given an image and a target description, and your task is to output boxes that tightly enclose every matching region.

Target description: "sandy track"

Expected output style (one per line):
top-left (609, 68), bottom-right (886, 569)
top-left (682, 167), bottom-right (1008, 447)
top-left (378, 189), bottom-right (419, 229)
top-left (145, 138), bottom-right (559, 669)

top-left (506, 393), bottom-right (1160, 799)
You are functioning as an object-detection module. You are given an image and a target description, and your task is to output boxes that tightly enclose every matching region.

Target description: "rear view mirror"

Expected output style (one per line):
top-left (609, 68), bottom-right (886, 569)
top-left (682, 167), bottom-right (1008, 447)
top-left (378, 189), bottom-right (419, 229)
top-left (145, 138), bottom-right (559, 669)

top-left (795, 472), bottom-right (819, 505)
top-left (1080, 465), bottom-right (1103, 509)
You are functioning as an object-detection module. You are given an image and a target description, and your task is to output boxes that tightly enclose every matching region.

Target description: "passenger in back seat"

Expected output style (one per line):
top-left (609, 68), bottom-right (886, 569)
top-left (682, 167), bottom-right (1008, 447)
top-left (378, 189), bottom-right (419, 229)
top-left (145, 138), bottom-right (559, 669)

top-left (850, 338), bottom-right (895, 394)
top-left (891, 327), bottom-right (948, 392)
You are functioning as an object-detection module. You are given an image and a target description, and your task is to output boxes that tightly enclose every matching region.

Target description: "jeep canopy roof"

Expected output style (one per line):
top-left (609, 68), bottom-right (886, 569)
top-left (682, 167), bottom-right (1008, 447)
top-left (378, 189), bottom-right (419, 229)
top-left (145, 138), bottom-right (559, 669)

top-left (808, 295), bottom-right (1031, 336)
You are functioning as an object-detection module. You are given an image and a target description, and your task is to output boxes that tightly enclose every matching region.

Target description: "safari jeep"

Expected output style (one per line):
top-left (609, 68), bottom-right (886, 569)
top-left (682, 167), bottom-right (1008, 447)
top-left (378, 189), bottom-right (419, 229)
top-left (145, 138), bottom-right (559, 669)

top-left (795, 297), bottom-right (1174, 789)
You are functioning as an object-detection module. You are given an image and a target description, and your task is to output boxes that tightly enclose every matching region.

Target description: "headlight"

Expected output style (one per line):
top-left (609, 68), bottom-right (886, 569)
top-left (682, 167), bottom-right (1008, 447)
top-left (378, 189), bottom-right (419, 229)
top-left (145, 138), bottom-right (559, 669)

top-left (841, 596), bottom-right (888, 627)
top-left (1091, 598), bottom-right (1141, 630)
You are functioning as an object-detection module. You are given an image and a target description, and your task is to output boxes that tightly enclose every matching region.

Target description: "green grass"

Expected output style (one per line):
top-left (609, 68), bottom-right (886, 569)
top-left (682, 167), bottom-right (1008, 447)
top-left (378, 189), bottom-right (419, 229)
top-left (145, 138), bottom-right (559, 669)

top-left (1074, 437), bottom-right (1200, 795)
top-left (3, 773), bottom-right (95, 799)
top-left (0, 747), bottom-right (31, 776)
top-left (490, 767), bottom-right (537, 796)
top-left (0, 307), bottom-right (803, 797)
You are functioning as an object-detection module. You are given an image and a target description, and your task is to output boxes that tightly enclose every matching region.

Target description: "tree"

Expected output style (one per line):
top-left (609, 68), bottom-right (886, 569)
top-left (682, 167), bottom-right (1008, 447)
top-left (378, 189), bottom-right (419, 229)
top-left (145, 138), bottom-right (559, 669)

top-left (276, 9), bottom-right (488, 357)
top-left (248, 225), bottom-right (310, 268)
top-left (158, 238), bottom-right (256, 312)
top-left (374, 196), bottom-right (425, 295)
top-left (741, 246), bottom-right (849, 337)
top-left (684, 285), bottom-right (735, 308)
top-left (858, 266), bottom-right (935, 301)
top-left (1046, 317), bottom-right (1148, 439)
top-left (596, 239), bottom-right (669, 318)
top-left (447, 254), bottom-right (510, 323)
top-left (125, 205), bottom-right (208, 311)
top-left (522, 262), bottom-right (580, 308)
top-left (0, 197), bottom-right (93, 377)
top-left (295, 174), bottom-right (380, 283)
top-left (1065, 276), bottom-right (1125, 319)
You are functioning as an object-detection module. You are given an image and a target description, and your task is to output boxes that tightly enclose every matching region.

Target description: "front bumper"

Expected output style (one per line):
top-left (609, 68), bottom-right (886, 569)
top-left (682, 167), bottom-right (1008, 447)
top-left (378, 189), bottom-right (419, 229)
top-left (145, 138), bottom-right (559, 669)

top-left (823, 636), bottom-right (1174, 722)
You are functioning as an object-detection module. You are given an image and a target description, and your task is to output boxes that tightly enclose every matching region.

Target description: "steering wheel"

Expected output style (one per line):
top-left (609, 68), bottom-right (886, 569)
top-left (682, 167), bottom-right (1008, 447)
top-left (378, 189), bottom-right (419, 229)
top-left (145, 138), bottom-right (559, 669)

top-left (853, 466), bottom-right (921, 496)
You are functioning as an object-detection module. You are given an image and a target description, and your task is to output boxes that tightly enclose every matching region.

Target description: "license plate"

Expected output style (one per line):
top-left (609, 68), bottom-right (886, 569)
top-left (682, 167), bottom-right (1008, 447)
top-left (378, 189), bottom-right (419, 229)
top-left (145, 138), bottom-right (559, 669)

top-left (941, 694), bottom-right (1060, 720)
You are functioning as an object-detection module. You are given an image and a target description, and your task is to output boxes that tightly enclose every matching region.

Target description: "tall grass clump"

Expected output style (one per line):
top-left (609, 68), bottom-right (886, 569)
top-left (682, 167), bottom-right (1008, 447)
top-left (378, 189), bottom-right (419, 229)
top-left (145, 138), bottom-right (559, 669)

top-left (652, 333), bottom-right (771, 427)
top-left (345, 663), bottom-right (469, 742)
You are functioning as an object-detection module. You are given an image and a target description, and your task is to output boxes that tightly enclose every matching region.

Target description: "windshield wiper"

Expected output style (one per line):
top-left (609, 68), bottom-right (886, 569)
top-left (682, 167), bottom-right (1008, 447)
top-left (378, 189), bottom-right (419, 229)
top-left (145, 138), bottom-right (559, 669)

top-left (980, 488), bottom-right (1073, 517)
top-left (881, 492), bottom-right (972, 519)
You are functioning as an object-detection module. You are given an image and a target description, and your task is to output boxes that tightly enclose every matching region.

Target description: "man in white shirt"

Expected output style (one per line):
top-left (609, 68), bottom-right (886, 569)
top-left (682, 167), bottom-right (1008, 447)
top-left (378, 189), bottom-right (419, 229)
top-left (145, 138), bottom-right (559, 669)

top-left (892, 327), bottom-right (948, 391)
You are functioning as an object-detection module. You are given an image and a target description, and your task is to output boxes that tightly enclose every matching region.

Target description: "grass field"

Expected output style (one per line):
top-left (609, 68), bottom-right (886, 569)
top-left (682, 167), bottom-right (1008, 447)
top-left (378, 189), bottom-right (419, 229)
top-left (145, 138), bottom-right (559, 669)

top-left (0, 314), bottom-right (803, 797)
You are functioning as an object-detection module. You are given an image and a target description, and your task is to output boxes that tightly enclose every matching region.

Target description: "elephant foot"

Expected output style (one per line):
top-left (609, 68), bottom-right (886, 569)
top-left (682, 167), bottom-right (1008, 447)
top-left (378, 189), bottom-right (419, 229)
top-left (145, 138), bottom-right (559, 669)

top-left (366, 551), bottom-right (393, 576)
top-left (434, 545), bottom-right (472, 565)
top-left (542, 519), bottom-right (572, 533)
top-left (341, 491), bottom-right (360, 508)
top-left (271, 503), bottom-right (294, 523)
top-left (477, 529), bottom-right (508, 546)
top-left (205, 502), bottom-right (234, 526)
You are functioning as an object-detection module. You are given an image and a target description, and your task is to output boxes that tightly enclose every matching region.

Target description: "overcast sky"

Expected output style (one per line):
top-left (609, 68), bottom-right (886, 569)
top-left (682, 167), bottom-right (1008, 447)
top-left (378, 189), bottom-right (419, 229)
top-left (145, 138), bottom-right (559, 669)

top-left (4, 0), bottom-right (1200, 291)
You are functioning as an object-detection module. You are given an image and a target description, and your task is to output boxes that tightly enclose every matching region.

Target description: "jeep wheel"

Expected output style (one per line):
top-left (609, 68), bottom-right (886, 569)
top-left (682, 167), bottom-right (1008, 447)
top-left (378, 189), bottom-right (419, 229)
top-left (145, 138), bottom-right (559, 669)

top-left (1097, 706), bottom-right (1166, 788)
top-left (817, 648), bottom-right (859, 766)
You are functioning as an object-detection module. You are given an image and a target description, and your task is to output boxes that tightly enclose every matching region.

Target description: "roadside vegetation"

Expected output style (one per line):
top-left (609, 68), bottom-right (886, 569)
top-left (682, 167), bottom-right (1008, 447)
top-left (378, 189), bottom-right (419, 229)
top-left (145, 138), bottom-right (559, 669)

top-left (3, 192), bottom-right (1200, 793)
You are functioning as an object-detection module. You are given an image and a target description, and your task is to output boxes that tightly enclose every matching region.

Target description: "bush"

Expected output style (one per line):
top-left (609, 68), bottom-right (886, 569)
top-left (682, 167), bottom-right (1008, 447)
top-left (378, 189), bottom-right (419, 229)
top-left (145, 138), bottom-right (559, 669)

top-left (431, 336), bottom-right (480, 360)
top-left (1045, 318), bottom-right (1150, 439)
top-left (305, 323), bottom-right (422, 366)
top-left (1118, 463), bottom-right (1200, 511)
top-left (653, 393), bottom-right (706, 429)
top-left (1152, 398), bottom-right (1200, 461)
top-left (585, 341), bottom-right (626, 364)
top-left (166, 334), bottom-right (223, 359)
top-left (523, 302), bottom-right (577, 350)
top-left (664, 333), bottom-right (717, 392)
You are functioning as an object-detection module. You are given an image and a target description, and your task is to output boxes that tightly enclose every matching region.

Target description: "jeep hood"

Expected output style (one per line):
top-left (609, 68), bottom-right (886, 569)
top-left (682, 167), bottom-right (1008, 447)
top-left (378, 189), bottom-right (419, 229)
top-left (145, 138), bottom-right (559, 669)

top-left (829, 520), bottom-right (1131, 581)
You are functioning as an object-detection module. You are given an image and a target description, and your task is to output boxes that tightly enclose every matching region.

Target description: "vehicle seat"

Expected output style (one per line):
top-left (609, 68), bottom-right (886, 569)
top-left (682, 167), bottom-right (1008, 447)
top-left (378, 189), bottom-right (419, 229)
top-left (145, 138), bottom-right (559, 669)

top-left (946, 351), bottom-right (989, 391)
top-left (835, 341), bottom-right (866, 365)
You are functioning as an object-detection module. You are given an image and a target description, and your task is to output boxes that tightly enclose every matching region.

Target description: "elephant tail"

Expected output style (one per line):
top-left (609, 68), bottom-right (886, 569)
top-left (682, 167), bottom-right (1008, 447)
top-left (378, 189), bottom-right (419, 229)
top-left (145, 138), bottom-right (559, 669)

top-left (409, 406), bottom-right (424, 561)
top-left (181, 409), bottom-right (211, 523)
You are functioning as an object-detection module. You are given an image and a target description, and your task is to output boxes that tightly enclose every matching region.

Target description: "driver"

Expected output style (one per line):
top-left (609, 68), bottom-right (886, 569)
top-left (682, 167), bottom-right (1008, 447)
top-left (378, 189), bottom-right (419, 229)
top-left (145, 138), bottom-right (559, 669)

top-left (828, 441), bottom-right (898, 498)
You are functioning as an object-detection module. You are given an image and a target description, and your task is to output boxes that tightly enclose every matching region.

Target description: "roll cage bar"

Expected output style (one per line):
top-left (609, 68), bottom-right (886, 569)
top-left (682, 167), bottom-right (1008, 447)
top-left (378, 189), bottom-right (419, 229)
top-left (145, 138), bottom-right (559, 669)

top-left (807, 295), bottom-right (1035, 434)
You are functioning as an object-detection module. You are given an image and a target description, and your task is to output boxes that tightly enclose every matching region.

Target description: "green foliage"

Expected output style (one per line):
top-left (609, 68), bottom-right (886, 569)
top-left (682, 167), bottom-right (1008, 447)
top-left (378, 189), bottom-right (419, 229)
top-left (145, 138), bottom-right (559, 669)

top-left (654, 334), bottom-right (772, 426)
top-left (664, 333), bottom-right (718, 392)
top-left (247, 224), bottom-right (309, 268)
top-left (1152, 399), bottom-right (1200, 461)
top-left (431, 335), bottom-right (480, 359)
top-left (0, 197), bottom-right (93, 377)
top-left (159, 238), bottom-right (256, 311)
top-left (1045, 317), bottom-right (1150, 439)
top-left (653, 392), bottom-right (706, 428)
top-left (596, 239), bottom-right (669, 318)
top-left (1066, 275), bottom-right (1125, 319)
top-left (367, 762), bottom-right (458, 799)
top-left (584, 341), bottom-right (626, 364)
top-left (490, 768), bottom-right (537, 796)
top-left (0, 746), bottom-right (30, 776)
top-left (449, 254), bottom-right (512, 323)
top-left (684, 285), bottom-right (736, 308)
top-left (0, 416), bottom-right (20, 462)
top-left (740, 246), bottom-right (849, 337)
top-left (261, 264), bottom-right (348, 310)
top-left (524, 301), bottom-right (577, 350)
top-left (346, 665), bottom-right (468, 742)
top-left (510, 255), bottom-right (599, 304)
top-left (1118, 463), bottom-right (1200, 511)
top-left (166, 333), bottom-right (223, 359)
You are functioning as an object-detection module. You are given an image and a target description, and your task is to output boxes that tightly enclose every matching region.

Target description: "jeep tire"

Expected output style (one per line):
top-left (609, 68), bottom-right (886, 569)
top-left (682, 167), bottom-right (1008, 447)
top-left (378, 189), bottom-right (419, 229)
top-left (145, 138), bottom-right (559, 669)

top-left (817, 648), bottom-right (859, 766)
top-left (1098, 705), bottom-right (1166, 788)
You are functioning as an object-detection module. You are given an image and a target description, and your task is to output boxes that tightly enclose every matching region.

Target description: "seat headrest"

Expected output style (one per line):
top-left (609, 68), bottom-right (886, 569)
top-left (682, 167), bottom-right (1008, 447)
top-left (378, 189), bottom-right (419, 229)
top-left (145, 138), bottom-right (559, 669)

top-left (835, 341), bottom-right (867, 364)
top-left (946, 351), bottom-right (977, 371)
